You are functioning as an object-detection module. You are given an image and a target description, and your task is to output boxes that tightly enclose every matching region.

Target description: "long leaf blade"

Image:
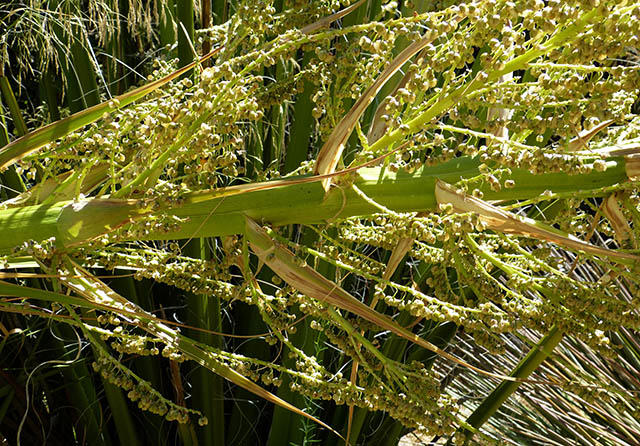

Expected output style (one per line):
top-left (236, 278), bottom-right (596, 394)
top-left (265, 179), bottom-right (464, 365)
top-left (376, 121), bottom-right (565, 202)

top-left (313, 27), bottom-right (457, 191)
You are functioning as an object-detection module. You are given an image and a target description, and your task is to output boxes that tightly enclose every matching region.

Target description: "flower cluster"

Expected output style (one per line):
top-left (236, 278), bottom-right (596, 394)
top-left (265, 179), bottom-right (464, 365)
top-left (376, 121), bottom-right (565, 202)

top-left (92, 349), bottom-right (205, 425)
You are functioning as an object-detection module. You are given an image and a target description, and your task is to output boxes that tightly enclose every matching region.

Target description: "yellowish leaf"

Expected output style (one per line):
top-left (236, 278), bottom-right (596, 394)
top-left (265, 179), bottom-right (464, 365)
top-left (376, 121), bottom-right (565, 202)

top-left (566, 119), bottom-right (615, 152)
top-left (602, 194), bottom-right (633, 244)
top-left (300, 0), bottom-right (367, 35)
top-left (626, 154), bottom-right (640, 180)
top-left (434, 180), bottom-right (639, 261)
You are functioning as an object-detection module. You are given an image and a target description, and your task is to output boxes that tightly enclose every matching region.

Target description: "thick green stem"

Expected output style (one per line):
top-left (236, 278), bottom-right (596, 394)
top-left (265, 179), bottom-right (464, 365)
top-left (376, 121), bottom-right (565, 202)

top-left (283, 52), bottom-right (314, 174)
top-left (160, 0), bottom-right (177, 47)
top-left (184, 238), bottom-right (225, 446)
top-left (0, 156), bottom-right (629, 252)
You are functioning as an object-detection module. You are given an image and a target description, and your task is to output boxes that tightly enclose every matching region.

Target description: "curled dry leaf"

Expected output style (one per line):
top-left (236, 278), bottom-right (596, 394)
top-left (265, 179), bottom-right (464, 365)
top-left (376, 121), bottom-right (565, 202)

top-left (602, 194), bottom-right (633, 244)
top-left (434, 180), bottom-right (639, 261)
top-left (382, 237), bottom-right (415, 281)
top-left (566, 119), bottom-right (615, 152)
top-left (626, 154), bottom-right (640, 180)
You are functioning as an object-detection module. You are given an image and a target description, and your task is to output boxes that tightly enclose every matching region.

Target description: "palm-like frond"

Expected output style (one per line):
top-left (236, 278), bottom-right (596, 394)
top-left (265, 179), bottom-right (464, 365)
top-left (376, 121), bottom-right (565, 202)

top-left (2, 2), bottom-right (640, 446)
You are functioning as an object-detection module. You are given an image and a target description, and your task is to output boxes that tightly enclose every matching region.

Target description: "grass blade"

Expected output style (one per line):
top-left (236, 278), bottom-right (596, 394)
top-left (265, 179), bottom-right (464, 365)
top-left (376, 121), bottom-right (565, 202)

top-left (455, 327), bottom-right (565, 445)
top-left (0, 71), bottom-right (28, 137)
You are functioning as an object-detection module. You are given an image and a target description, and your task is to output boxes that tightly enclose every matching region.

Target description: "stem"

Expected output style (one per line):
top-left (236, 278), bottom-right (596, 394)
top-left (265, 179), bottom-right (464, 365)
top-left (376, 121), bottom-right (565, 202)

top-left (0, 156), bottom-right (629, 252)
top-left (177, 0), bottom-right (196, 70)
